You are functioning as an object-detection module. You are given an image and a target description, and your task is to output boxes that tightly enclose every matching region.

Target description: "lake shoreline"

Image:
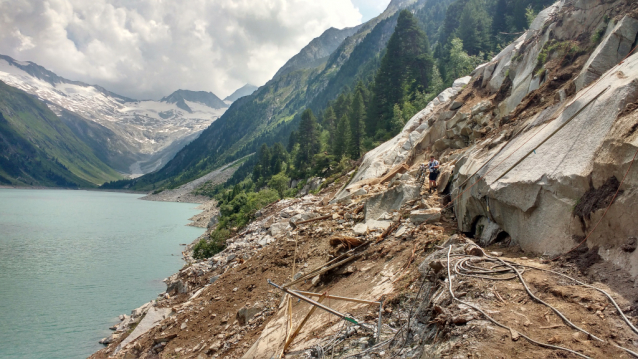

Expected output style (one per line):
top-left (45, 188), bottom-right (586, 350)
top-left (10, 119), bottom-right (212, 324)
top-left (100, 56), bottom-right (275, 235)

top-left (0, 189), bottom-right (205, 359)
top-left (91, 193), bottom-right (217, 352)
top-left (0, 184), bottom-right (147, 195)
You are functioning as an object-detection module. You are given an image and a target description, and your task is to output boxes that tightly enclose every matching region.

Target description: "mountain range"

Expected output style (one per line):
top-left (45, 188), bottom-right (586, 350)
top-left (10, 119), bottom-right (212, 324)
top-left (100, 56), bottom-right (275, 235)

top-left (2, 0), bottom-right (455, 189)
top-left (0, 80), bottom-right (121, 187)
top-left (116, 0), bottom-right (444, 190)
top-left (0, 55), bottom-right (236, 177)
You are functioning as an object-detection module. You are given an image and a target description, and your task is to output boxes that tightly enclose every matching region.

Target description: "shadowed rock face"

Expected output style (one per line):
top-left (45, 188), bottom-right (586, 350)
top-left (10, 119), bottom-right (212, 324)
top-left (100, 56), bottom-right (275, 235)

top-left (575, 16), bottom-right (638, 91)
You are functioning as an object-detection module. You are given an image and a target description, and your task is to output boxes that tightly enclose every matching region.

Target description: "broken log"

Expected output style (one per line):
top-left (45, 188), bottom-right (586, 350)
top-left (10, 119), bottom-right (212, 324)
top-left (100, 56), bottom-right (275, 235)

top-left (290, 214), bottom-right (331, 229)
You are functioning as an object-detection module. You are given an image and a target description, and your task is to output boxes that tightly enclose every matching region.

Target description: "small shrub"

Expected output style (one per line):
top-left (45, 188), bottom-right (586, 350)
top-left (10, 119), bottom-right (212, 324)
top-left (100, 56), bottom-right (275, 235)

top-left (193, 229), bottom-right (229, 259)
top-left (591, 24), bottom-right (608, 44)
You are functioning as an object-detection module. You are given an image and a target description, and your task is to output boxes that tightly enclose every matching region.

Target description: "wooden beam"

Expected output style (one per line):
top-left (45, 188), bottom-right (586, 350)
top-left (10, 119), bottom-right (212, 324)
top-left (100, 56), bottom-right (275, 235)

top-left (290, 214), bottom-right (331, 229)
top-left (283, 292), bottom-right (328, 353)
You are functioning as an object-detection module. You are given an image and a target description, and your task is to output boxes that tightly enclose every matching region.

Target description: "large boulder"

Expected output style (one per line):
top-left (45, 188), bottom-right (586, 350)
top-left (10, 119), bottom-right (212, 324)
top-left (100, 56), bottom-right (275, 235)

top-left (237, 306), bottom-right (263, 326)
top-left (165, 276), bottom-right (189, 295)
top-left (365, 219), bottom-right (392, 231)
top-left (269, 222), bottom-right (289, 237)
top-left (364, 184), bottom-right (421, 221)
top-left (410, 209), bottom-right (442, 224)
top-left (115, 307), bottom-right (172, 353)
top-left (453, 51), bottom-right (638, 269)
top-left (575, 16), bottom-right (638, 91)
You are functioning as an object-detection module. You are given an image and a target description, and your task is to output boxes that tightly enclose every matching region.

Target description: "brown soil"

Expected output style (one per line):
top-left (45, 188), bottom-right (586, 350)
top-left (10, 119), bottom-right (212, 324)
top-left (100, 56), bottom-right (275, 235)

top-left (573, 176), bottom-right (622, 221)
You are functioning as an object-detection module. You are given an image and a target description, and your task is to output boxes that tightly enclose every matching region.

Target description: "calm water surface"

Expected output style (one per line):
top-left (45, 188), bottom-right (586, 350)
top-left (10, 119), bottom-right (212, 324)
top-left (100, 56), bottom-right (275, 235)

top-left (0, 189), bottom-right (205, 359)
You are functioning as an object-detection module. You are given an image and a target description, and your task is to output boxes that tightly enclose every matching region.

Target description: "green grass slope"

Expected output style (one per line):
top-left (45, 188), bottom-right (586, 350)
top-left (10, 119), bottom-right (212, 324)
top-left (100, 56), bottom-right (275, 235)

top-left (0, 80), bottom-right (123, 186)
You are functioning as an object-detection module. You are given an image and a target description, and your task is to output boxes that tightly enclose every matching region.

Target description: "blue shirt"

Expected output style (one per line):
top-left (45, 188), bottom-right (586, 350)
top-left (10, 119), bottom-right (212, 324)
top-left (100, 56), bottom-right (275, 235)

top-left (428, 160), bottom-right (439, 171)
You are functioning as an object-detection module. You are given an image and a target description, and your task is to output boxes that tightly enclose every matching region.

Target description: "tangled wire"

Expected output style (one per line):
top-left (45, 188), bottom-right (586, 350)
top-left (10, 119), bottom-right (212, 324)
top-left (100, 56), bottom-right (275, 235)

top-left (447, 247), bottom-right (638, 359)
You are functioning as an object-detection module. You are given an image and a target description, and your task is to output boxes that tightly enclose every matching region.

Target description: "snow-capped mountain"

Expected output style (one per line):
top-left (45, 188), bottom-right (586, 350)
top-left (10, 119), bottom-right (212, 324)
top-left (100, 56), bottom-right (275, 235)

top-left (0, 54), bottom-right (228, 177)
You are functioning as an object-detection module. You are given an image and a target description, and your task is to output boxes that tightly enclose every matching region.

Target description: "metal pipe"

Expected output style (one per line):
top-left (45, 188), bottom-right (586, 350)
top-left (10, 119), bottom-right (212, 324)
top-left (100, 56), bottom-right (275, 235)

top-left (267, 280), bottom-right (371, 330)
top-left (292, 290), bottom-right (380, 305)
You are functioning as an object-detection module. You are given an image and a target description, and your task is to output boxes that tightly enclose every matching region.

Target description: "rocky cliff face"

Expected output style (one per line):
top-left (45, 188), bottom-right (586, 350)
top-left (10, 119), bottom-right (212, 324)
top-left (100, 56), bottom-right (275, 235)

top-left (342, 0), bottom-right (638, 273)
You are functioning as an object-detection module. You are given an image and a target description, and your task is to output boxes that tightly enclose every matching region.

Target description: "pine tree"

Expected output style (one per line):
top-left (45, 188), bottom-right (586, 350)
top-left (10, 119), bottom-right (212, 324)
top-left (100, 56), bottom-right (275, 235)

top-left (323, 106), bottom-right (337, 150)
top-left (492, 0), bottom-right (508, 36)
top-left (369, 10), bottom-right (432, 136)
top-left (256, 143), bottom-right (272, 180)
top-left (333, 114), bottom-right (351, 159)
top-left (287, 130), bottom-right (298, 152)
top-left (391, 104), bottom-right (404, 134)
top-left (348, 92), bottom-right (366, 159)
top-left (457, 0), bottom-right (492, 55)
top-left (270, 142), bottom-right (288, 174)
top-left (295, 109), bottom-right (320, 171)
top-left (429, 66), bottom-right (444, 93)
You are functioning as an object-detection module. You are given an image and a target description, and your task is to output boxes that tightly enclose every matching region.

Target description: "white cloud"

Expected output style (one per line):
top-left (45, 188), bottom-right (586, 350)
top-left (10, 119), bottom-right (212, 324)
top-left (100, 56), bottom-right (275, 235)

top-left (352, 0), bottom-right (391, 22)
top-left (0, 0), bottom-right (362, 99)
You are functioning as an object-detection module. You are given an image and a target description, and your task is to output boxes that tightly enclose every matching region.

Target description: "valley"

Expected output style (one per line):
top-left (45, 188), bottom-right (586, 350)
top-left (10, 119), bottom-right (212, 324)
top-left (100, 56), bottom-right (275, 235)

top-left (0, 55), bottom-right (250, 177)
top-left (1, 0), bottom-right (638, 357)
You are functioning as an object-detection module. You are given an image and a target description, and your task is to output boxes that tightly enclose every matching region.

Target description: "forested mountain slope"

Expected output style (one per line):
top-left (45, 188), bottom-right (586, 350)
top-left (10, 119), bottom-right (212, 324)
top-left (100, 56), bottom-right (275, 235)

top-left (0, 81), bottom-right (122, 187)
top-left (106, 0), bottom-right (432, 190)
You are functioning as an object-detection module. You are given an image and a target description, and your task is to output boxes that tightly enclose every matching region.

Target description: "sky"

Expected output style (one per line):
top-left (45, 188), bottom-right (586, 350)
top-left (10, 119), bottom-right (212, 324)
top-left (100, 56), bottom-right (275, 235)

top-left (0, 0), bottom-right (391, 100)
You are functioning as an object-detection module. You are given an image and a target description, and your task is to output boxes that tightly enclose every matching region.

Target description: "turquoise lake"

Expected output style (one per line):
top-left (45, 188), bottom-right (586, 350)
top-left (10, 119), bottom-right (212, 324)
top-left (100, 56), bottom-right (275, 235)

top-left (0, 189), bottom-right (205, 358)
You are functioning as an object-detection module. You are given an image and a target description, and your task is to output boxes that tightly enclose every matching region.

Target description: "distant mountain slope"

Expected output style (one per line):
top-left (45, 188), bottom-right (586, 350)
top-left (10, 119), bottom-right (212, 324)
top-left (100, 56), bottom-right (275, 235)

top-left (0, 55), bottom-right (227, 176)
top-left (161, 90), bottom-right (228, 110)
top-left (273, 25), bottom-right (363, 78)
top-left (224, 84), bottom-right (258, 103)
top-left (115, 0), bottom-right (438, 191)
top-left (0, 80), bottom-right (122, 186)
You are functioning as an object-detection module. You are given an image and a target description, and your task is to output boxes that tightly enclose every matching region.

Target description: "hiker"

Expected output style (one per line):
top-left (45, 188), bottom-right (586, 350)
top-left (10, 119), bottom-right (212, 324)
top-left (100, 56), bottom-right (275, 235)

top-left (428, 155), bottom-right (440, 193)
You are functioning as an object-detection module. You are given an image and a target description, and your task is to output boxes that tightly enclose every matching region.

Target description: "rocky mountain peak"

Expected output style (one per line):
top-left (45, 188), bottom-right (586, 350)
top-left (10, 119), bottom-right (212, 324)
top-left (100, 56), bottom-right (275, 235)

top-left (161, 89), bottom-right (227, 110)
top-left (224, 84), bottom-right (258, 103)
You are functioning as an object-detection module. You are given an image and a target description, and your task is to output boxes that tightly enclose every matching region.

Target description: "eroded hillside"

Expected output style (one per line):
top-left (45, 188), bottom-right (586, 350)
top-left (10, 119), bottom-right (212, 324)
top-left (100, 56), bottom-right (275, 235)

top-left (91, 0), bottom-right (638, 357)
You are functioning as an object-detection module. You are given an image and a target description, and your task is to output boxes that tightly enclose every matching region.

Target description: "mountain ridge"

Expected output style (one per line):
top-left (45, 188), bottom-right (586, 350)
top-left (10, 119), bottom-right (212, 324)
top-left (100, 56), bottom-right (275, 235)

top-left (0, 54), bottom-right (228, 176)
top-left (224, 84), bottom-right (259, 103)
top-left (161, 89), bottom-right (227, 110)
top-left (111, 0), bottom-right (429, 190)
top-left (0, 80), bottom-right (122, 186)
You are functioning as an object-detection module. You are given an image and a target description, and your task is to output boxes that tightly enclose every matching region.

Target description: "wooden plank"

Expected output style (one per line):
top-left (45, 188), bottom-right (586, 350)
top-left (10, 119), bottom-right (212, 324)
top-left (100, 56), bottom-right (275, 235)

top-left (282, 253), bottom-right (363, 288)
top-left (283, 292), bottom-right (328, 352)
top-left (379, 164), bottom-right (410, 184)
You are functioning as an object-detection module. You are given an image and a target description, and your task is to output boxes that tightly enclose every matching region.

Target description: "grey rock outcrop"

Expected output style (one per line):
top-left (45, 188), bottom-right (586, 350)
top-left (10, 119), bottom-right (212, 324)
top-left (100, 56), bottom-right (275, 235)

top-left (115, 307), bottom-right (172, 354)
top-left (575, 16), bottom-right (638, 91)
top-left (454, 51), bottom-right (638, 262)
top-left (410, 209), bottom-right (442, 224)
top-left (236, 306), bottom-right (263, 326)
top-left (364, 184), bottom-right (421, 222)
